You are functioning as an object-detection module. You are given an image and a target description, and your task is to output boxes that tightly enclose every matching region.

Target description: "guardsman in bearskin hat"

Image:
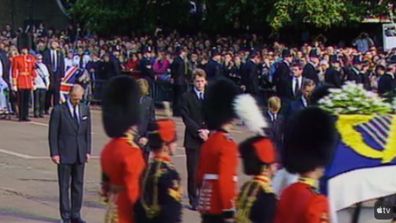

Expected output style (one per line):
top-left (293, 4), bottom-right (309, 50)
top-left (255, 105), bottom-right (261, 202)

top-left (233, 95), bottom-right (278, 223)
top-left (11, 39), bottom-right (36, 121)
top-left (100, 75), bottom-right (146, 223)
top-left (135, 114), bottom-right (183, 223)
top-left (275, 107), bottom-right (337, 223)
top-left (197, 79), bottom-right (242, 223)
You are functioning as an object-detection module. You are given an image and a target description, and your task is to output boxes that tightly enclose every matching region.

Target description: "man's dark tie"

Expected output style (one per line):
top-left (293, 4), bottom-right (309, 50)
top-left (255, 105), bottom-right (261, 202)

top-left (199, 92), bottom-right (204, 101)
top-left (73, 106), bottom-right (79, 126)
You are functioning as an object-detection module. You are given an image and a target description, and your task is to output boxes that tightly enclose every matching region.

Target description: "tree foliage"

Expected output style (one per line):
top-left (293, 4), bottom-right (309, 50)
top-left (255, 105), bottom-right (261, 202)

top-left (69, 0), bottom-right (395, 34)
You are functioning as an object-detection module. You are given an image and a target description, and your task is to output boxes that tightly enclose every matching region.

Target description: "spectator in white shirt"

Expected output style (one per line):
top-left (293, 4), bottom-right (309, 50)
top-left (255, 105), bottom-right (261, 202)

top-left (34, 54), bottom-right (50, 118)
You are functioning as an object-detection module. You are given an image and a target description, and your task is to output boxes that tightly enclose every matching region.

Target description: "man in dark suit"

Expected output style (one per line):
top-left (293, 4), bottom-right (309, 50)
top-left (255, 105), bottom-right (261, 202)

top-left (43, 40), bottom-right (65, 114)
top-left (324, 55), bottom-right (344, 88)
top-left (302, 49), bottom-right (320, 84)
top-left (240, 50), bottom-right (260, 97)
top-left (171, 46), bottom-right (188, 117)
top-left (180, 69), bottom-right (208, 210)
top-left (378, 64), bottom-right (395, 96)
top-left (285, 79), bottom-right (316, 119)
top-left (49, 84), bottom-right (91, 223)
top-left (347, 55), bottom-right (371, 90)
top-left (274, 49), bottom-right (292, 105)
top-left (205, 48), bottom-right (223, 83)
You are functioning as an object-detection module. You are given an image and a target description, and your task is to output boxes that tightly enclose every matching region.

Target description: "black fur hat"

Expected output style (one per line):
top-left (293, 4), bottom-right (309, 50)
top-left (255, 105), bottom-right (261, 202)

top-left (203, 79), bottom-right (240, 130)
top-left (102, 75), bottom-right (141, 138)
top-left (282, 107), bottom-right (337, 174)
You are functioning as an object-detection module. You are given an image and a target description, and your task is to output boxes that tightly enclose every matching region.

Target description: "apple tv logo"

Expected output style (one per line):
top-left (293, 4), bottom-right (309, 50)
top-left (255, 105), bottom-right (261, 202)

top-left (374, 200), bottom-right (393, 220)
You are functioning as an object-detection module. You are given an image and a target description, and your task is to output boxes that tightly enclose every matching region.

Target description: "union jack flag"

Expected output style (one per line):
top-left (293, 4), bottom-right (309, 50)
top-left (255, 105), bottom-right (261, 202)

top-left (60, 66), bottom-right (83, 103)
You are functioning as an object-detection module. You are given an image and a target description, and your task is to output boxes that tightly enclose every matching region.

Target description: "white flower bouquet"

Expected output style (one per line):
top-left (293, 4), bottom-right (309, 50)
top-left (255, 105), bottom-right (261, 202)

top-left (318, 82), bottom-right (392, 115)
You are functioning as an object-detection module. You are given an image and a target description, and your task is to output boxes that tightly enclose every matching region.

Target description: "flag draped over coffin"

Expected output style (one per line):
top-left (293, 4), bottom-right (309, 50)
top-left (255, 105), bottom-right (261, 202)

top-left (322, 115), bottom-right (396, 223)
top-left (60, 66), bottom-right (85, 103)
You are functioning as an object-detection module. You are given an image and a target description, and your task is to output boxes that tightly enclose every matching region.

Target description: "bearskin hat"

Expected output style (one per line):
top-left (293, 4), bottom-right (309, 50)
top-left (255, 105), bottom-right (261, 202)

top-left (102, 75), bottom-right (141, 138)
top-left (147, 119), bottom-right (177, 150)
top-left (203, 79), bottom-right (240, 130)
top-left (282, 107), bottom-right (337, 174)
top-left (17, 32), bottom-right (31, 51)
top-left (239, 136), bottom-right (276, 175)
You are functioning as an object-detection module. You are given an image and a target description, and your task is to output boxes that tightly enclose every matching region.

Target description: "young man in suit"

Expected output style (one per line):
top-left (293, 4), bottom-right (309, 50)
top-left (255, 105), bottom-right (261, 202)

top-left (43, 40), bottom-right (65, 113)
top-left (286, 79), bottom-right (316, 119)
top-left (180, 68), bottom-right (209, 210)
top-left (264, 96), bottom-right (284, 155)
top-left (49, 84), bottom-right (91, 223)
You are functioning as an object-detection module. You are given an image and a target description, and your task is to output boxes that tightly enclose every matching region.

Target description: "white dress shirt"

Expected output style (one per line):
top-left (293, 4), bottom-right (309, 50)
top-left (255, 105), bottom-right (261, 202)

top-left (292, 76), bottom-right (302, 95)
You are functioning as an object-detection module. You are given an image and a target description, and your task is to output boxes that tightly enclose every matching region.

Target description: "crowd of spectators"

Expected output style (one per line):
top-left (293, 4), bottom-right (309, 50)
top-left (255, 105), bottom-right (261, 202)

top-left (0, 23), bottom-right (395, 117)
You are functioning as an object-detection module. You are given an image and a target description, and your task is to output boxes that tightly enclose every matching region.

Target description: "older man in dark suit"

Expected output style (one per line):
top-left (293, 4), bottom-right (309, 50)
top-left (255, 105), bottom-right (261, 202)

top-left (180, 69), bottom-right (208, 210)
top-left (49, 84), bottom-right (91, 223)
top-left (43, 40), bottom-right (65, 114)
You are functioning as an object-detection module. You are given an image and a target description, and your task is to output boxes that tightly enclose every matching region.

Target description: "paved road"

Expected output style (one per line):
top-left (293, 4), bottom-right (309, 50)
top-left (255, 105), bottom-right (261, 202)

top-left (0, 109), bottom-right (389, 222)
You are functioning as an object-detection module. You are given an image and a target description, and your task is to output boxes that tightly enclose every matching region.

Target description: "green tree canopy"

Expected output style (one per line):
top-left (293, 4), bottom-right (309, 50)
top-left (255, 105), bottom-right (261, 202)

top-left (69, 0), bottom-right (395, 34)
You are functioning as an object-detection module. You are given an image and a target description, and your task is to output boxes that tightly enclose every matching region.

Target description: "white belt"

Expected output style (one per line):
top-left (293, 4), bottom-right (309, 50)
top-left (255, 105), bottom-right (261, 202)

top-left (203, 174), bottom-right (238, 182)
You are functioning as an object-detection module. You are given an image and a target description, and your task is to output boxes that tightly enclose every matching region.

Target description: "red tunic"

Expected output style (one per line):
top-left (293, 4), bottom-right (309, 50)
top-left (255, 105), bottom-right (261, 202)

top-left (197, 130), bottom-right (239, 216)
top-left (101, 138), bottom-right (146, 223)
top-left (275, 178), bottom-right (330, 223)
top-left (11, 55), bottom-right (36, 90)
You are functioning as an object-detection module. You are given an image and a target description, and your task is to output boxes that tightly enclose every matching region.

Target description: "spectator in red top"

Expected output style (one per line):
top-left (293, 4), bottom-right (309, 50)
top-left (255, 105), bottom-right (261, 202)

top-left (124, 53), bottom-right (141, 77)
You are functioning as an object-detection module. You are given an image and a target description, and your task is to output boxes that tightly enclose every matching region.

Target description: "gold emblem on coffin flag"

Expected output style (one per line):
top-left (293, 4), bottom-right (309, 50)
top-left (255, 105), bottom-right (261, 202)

top-left (336, 115), bottom-right (396, 163)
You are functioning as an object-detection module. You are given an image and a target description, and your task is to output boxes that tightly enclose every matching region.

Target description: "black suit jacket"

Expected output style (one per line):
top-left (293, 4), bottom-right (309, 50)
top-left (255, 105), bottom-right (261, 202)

top-left (325, 68), bottom-right (343, 88)
top-left (378, 73), bottom-right (395, 96)
top-left (49, 103), bottom-right (91, 164)
top-left (43, 49), bottom-right (65, 88)
top-left (274, 61), bottom-right (291, 99)
top-left (205, 59), bottom-right (223, 82)
top-left (303, 63), bottom-right (319, 84)
top-left (241, 60), bottom-right (259, 95)
top-left (171, 56), bottom-right (187, 85)
top-left (263, 110), bottom-right (284, 151)
top-left (180, 89), bottom-right (206, 149)
top-left (285, 97), bottom-right (307, 119)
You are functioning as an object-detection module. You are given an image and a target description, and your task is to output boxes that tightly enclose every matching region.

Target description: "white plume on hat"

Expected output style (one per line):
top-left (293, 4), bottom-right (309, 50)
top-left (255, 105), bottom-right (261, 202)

top-left (233, 94), bottom-right (268, 136)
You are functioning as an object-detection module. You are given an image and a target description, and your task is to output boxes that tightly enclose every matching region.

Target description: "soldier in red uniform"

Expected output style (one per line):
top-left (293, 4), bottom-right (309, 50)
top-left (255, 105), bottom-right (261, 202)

top-left (197, 79), bottom-right (241, 223)
top-left (11, 45), bottom-right (36, 121)
top-left (275, 107), bottom-right (337, 223)
top-left (100, 76), bottom-right (146, 223)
